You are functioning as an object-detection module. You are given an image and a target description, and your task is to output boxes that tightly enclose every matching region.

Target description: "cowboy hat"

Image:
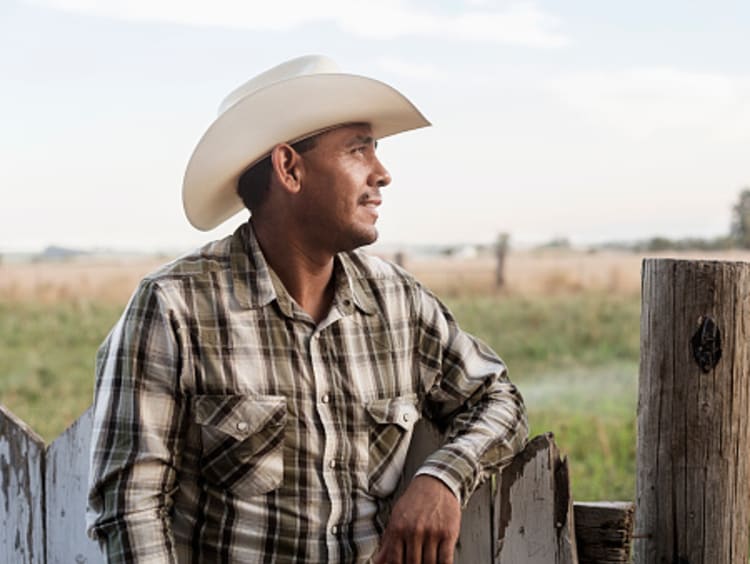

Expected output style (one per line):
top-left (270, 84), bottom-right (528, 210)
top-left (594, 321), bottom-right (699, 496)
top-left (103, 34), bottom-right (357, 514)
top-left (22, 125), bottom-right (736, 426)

top-left (182, 55), bottom-right (431, 231)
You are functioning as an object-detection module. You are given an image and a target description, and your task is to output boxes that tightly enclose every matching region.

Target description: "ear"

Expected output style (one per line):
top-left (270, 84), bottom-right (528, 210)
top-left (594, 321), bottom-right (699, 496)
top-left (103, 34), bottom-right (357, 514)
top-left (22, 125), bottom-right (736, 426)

top-left (270, 143), bottom-right (303, 194)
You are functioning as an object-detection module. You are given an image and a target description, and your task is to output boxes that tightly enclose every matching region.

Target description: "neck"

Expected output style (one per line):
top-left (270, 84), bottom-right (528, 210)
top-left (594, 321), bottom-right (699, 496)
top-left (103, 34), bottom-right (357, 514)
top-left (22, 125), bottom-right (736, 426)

top-left (252, 218), bottom-right (336, 323)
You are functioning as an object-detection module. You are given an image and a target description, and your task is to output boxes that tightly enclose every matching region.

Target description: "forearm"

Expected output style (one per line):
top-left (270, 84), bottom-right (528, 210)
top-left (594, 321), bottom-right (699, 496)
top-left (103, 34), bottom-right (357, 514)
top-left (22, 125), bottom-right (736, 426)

top-left (415, 285), bottom-right (529, 505)
top-left (416, 377), bottom-right (528, 504)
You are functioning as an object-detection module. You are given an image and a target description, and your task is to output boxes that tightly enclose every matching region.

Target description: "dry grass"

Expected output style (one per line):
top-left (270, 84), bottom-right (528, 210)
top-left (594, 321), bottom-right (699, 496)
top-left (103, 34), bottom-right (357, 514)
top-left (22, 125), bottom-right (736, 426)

top-left (394, 248), bottom-right (750, 298)
top-left (0, 258), bottom-right (166, 304)
top-left (2, 248), bottom-right (750, 304)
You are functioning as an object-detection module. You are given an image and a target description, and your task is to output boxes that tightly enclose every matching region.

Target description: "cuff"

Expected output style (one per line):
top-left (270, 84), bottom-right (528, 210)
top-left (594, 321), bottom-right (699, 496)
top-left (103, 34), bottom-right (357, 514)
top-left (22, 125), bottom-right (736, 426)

top-left (413, 445), bottom-right (481, 508)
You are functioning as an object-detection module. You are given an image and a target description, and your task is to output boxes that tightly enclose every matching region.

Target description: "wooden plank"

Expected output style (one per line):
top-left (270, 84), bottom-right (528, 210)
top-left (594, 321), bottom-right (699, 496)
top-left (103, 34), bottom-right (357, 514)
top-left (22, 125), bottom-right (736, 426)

top-left (0, 403), bottom-right (46, 564)
top-left (574, 501), bottom-right (633, 564)
top-left (495, 433), bottom-right (578, 564)
top-left (635, 259), bottom-right (750, 563)
top-left (399, 418), bottom-right (494, 563)
top-left (45, 406), bottom-right (102, 563)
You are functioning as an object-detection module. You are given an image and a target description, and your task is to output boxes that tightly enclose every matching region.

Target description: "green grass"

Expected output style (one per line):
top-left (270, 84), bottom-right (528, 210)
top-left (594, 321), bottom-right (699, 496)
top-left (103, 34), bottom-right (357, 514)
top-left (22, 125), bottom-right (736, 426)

top-left (444, 293), bottom-right (641, 380)
top-left (523, 364), bottom-right (638, 501)
top-left (445, 293), bottom-right (640, 502)
top-left (0, 292), bottom-right (641, 502)
top-left (0, 300), bottom-right (123, 440)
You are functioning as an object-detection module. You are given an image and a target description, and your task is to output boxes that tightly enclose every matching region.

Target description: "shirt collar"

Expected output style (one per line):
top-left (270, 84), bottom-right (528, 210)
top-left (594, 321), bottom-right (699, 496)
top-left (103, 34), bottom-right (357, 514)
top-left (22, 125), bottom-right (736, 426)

top-left (230, 222), bottom-right (376, 317)
top-left (229, 222), bottom-right (277, 310)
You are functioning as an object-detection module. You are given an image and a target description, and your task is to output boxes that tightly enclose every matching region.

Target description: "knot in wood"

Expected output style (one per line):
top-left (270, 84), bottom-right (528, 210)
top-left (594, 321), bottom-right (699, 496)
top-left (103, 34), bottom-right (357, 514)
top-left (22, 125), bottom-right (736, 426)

top-left (690, 316), bottom-right (722, 374)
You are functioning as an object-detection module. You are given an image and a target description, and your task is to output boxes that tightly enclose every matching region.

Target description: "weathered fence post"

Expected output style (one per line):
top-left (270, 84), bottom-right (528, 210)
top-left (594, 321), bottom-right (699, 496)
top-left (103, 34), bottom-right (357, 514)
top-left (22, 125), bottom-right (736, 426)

top-left (495, 233), bottom-right (509, 289)
top-left (635, 259), bottom-right (750, 563)
top-left (0, 404), bottom-right (46, 563)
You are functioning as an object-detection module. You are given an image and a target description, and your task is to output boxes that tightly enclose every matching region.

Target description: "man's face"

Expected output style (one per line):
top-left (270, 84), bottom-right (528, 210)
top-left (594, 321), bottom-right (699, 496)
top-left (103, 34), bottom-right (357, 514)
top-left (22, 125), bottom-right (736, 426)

top-left (296, 123), bottom-right (391, 253)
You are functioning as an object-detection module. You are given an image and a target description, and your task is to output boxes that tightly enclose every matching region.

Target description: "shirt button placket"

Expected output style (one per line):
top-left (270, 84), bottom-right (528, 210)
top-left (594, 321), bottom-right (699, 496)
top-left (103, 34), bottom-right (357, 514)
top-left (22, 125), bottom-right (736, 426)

top-left (309, 329), bottom-right (342, 560)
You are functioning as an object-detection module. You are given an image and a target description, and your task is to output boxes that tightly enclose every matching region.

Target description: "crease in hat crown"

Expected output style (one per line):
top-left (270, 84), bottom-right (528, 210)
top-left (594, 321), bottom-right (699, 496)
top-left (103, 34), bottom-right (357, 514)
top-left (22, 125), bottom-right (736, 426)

top-left (218, 55), bottom-right (340, 115)
top-left (182, 54), bottom-right (430, 231)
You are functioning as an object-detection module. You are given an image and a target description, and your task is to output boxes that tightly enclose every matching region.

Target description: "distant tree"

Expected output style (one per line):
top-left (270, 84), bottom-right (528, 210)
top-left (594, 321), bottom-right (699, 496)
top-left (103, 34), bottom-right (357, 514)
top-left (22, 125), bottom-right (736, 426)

top-left (731, 188), bottom-right (750, 249)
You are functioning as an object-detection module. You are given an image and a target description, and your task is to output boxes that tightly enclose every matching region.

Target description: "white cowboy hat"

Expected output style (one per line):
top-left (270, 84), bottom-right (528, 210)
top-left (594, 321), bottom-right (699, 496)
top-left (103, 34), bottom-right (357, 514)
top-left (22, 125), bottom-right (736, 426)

top-left (182, 55), bottom-right (431, 231)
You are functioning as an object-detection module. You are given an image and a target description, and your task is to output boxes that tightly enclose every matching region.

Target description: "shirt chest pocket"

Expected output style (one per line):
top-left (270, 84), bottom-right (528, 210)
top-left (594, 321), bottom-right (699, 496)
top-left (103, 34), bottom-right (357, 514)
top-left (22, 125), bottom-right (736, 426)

top-left (193, 394), bottom-right (287, 498)
top-left (366, 395), bottom-right (421, 498)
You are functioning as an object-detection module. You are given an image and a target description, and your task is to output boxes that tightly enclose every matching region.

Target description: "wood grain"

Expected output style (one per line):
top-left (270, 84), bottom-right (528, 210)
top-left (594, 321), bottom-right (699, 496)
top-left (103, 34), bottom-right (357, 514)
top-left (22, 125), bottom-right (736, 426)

top-left (635, 259), bottom-right (750, 563)
top-left (45, 406), bottom-right (102, 563)
top-left (0, 403), bottom-right (46, 564)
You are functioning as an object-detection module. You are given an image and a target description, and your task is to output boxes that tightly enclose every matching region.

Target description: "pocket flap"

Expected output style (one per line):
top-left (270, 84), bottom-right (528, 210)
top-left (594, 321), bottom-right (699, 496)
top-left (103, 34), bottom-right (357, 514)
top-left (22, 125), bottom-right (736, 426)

top-left (366, 396), bottom-right (420, 431)
top-left (194, 394), bottom-right (286, 441)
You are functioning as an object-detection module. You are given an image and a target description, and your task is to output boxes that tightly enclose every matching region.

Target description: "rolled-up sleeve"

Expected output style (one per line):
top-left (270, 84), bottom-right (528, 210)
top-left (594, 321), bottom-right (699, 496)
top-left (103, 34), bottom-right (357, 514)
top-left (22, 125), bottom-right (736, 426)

top-left (87, 280), bottom-right (186, 563)
top-left (414, 287), bottom-right (529, 506)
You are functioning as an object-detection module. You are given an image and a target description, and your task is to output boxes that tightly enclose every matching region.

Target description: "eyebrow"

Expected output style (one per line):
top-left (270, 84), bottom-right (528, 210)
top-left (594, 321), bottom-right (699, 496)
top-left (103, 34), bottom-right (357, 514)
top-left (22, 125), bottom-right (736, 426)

top-left (346, 135), bottom-right (378, 149)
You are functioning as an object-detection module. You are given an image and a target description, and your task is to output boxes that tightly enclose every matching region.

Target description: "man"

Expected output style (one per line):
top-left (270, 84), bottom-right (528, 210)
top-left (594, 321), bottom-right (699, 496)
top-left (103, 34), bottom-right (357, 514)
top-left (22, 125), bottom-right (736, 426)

top-left (87, 55), bottom-right (528, 563)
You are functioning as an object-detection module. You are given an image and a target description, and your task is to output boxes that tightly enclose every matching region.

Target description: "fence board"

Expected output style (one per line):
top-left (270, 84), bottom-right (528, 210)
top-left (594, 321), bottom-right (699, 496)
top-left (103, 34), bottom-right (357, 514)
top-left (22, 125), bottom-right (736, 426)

top-left (0, 403), bottom-right (46, 564)
top-left (574, 501), bottom-right (634, 564)
top-left (45, 406), bottom-right (102, 563)
top-left (495, 433), bottom-right (578, 564)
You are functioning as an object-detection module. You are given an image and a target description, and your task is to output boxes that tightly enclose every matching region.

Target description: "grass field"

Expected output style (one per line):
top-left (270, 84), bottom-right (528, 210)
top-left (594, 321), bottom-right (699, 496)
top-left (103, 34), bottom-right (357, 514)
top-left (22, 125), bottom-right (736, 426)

top-left (0, 248), bottom-right (645, 503)
top-left (445, 294), bottom-right (639, 501)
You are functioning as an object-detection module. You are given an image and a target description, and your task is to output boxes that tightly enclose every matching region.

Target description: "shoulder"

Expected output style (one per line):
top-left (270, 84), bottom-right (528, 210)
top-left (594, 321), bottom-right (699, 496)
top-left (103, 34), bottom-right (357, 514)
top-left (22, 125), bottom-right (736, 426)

top-left (124, 232), bottom-right (236, 314)
top-left (143, 233), bottom-right (235, 285)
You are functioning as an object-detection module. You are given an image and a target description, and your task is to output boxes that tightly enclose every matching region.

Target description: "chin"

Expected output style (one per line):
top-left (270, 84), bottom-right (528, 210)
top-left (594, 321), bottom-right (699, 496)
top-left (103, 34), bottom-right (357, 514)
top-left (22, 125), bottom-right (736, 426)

top-left (340, 227), bottom-right (378, 252)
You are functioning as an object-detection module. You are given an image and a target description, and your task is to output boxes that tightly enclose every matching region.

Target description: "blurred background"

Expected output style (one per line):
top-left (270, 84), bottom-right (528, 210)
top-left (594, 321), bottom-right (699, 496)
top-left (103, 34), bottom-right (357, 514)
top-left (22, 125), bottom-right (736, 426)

top-left (2, 0), bottom-right (749, 502)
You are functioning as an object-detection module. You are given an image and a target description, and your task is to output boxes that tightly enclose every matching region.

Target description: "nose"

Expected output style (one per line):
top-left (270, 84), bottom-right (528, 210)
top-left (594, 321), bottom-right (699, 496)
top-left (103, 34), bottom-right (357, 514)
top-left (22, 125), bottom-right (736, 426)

top-left (370, 156), bottom-right (392, 188)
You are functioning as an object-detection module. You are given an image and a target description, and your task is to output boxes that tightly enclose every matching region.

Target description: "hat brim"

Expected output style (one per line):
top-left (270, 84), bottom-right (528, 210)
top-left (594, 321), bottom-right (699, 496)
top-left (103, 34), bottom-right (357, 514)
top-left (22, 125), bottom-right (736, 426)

top-left (182, 73), bottom-right (431, 231)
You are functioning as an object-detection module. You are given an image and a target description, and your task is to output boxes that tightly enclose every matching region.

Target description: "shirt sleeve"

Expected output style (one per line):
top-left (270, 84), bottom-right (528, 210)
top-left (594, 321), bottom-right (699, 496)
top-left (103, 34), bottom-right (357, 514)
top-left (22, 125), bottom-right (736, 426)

top-left (86, 280), bottom-right (186, 563)
top-left (413, 286), bottom-right (529, 507)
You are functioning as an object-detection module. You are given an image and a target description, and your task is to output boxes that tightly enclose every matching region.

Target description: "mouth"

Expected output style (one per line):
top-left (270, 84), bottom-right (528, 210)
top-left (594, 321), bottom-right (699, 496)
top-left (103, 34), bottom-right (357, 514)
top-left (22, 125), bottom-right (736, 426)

top-left (359, 197), bottom-right (381, 219)
top-left (359, 193), bottom-right (382, 207)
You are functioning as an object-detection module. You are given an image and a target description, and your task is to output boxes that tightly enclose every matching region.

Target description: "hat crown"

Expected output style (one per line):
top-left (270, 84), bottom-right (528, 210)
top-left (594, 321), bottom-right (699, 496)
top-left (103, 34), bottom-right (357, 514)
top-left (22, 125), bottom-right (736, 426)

top-left (218, 55), bottom-right (340, 115)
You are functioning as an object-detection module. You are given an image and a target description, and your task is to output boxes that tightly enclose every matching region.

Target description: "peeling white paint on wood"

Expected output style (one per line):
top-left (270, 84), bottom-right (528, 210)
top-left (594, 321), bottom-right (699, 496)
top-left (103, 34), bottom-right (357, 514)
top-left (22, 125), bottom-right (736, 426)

top-left (45, 406), bottom-right (102, 563)
top-left (495, 433), bottom-right (578, 564)
top-left (0, 404), bottom-right (46, 564)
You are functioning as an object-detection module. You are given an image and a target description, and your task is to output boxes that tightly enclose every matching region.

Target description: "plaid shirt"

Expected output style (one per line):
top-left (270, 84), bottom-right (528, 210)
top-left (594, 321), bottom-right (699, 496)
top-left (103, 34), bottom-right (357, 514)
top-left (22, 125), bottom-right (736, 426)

top-left (87, 222), bottom-right (528, 563)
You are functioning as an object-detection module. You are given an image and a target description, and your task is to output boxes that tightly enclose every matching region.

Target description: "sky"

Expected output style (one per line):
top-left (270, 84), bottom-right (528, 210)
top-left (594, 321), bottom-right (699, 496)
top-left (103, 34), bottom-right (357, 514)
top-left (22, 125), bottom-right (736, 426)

top-left (1, 0), bottom-right (749, 252)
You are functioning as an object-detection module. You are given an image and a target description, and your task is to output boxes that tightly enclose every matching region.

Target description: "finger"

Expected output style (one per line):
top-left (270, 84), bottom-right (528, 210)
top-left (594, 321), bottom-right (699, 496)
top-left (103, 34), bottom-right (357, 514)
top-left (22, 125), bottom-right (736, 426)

top-left (405, 530), bottom-right (422, 564)
top-left (438, 537), bottom-right (455, 564)
top-left (376, 536), bottom-right (404, 564)
top-left (422, 535), bottom-right (439, 564)
top-left (393, 537), bottom-right (405, 564)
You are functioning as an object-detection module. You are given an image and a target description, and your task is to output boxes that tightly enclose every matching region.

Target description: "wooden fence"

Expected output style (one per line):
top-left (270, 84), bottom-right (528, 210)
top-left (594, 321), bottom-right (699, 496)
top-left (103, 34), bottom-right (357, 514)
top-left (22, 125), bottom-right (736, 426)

top-left (8, 256), bottom-right (747, 562)
top-left (0, 403), bottom-right (633, 563)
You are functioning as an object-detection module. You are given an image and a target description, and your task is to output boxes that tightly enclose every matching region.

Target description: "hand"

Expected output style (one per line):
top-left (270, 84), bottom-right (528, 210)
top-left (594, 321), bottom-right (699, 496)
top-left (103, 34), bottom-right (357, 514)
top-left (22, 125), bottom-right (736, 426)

top-left (374, 475), bottom-right (461, 564)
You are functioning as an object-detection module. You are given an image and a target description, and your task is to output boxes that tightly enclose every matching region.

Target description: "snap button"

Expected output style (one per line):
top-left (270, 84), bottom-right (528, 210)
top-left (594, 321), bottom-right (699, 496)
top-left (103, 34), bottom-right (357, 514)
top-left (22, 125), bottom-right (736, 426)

top-left (402, 413), bottom-right (410, 423)
top-left (331, 525), bottom-right (339, 535)
top-left (321, 394), bottom-right (330, 403)
top-left (342, 299), bottom-right (352, 307)
top-left (329, 459), bottom-right (338, 469)
top-left (236, 421), bottom-right (249, 432)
